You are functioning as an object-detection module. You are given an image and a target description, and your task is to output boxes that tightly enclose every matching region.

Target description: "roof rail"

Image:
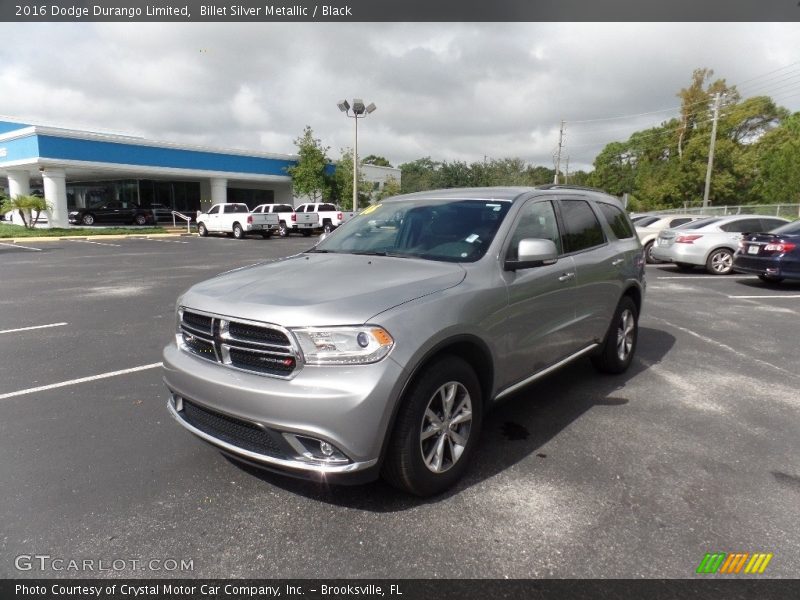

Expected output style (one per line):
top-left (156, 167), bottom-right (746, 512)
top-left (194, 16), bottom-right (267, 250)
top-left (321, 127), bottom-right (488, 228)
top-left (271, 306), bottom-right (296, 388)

top-left (535, 184), bottom-right (608, 193)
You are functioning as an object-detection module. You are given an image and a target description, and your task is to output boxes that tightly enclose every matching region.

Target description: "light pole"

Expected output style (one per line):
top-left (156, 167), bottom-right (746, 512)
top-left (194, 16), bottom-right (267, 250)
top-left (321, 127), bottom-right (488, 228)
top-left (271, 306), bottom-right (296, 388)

top-left (337, 98), bottom-right (376, 212)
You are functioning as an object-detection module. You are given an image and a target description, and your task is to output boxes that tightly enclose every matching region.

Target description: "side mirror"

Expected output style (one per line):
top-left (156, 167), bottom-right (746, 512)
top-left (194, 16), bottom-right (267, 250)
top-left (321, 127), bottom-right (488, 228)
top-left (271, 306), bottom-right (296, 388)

top-left (504, 238), bottom-right (558, 271)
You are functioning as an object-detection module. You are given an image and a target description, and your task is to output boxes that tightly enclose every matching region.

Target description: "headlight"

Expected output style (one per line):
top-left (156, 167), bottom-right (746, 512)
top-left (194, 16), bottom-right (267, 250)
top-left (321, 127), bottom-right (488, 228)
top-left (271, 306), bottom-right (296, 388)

top-left (69, 211), bottom-right (79, 216)
top-left (291, 326), bottom-right (394, 365)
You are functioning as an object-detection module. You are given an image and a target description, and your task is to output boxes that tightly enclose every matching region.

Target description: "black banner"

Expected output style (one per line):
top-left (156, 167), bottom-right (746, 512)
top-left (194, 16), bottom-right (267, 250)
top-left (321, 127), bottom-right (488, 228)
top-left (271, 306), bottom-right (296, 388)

top-left (2, 0), bottom-right (800, 23)
top-left (3, 580), bottom-right (800, 600)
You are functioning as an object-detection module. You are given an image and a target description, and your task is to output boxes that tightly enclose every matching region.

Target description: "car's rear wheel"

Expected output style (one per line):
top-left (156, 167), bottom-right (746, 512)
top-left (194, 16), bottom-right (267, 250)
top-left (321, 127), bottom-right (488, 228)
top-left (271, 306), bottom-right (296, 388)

top-left (198, 223), bottom-right (208, 237)
top-left (591, 296), bottom-right (638, 375)
top-left (706, 248), bottom-right (734, 275)
top-left (278, 221), bottom-right (288, 237)
top-left (134, 214), bottom-right (147, 226)
top-left (644, 240), bottom-right (659, 264)
top-left (323, 220), bottom-right (333, 234)
top-left (383, 356), bottom-right (482, 497)
top-left (81, 214), bottom-right (95, 226)
top-left (232, 223), bottom-right (244, 239)
top-left (758, 274), bottom-right (784, 284)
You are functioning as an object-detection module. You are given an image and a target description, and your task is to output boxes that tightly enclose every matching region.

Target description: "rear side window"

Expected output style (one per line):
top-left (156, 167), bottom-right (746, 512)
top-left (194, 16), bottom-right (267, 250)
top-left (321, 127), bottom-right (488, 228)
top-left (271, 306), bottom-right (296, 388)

top-left (669, 218), bottom-right (693, 227)
top-left (761, 218), bottom-right (789, 231)
top-left (278, 205), bottom-right (293, 212)
top-left (597, 203), bottom-right (635, 240)
top-left (720, 218), bottom-right (763, 233)
top-left (321, 203), bottom-right (337, 211)
top-left (559, 200), bottom-right (606, 252)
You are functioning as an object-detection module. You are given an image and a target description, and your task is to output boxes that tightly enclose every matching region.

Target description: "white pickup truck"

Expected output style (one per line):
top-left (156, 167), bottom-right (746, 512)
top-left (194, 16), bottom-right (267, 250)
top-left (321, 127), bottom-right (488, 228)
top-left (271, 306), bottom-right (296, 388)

top-left (294, 202), bottom-right (355, 233)
top-left (196, 203), bottom-right (279, 239)
top-left (252, 203), bottom-right (319, 237)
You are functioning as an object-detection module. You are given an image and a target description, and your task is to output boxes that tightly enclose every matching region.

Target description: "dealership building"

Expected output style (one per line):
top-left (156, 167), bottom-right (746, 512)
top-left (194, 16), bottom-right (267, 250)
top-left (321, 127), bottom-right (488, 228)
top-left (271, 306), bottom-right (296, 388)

top-left (0, 119), bottom-right (400, 227)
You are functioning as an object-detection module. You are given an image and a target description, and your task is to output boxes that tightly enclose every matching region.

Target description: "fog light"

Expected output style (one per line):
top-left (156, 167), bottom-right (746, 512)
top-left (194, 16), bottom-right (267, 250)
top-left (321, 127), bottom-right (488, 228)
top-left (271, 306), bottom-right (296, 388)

top-left (320, 441), bottom-right (334, 456)
top-left (283, 433), bottom-right (349, 464)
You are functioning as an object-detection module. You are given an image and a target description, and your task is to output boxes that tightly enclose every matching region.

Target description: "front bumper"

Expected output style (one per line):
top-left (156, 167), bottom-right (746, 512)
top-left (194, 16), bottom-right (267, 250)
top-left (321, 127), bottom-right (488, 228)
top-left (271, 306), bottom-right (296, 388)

top-left (162, 341), bottom-right (407, 480)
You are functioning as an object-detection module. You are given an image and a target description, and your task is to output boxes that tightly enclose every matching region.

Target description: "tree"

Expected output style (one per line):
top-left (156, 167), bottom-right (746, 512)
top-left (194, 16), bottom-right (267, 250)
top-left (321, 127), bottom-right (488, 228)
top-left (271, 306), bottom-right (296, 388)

top-left (286, 126), bottom-right (331, 202)
top-left (398, 157), bottom-right (442, 193)
top-left (0, 194), bottom-right (50, 228)
top-left (376, 176), bottom-right (402, 201)
top-left (333, 148), bottom-right (370, 210)
top-left (753, 112), bottom-right (800, 204)
top-left (362, 155), bottom-right (392, 167)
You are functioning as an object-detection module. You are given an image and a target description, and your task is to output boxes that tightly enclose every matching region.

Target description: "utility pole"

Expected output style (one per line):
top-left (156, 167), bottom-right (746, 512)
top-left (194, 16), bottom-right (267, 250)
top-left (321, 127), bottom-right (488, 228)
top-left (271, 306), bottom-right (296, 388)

top-left (554, 120), bottom-right (565, 184)
top-left (564, 156), bottom-right (570, 184)
top-left (702, 93), bottom-right (721, 209)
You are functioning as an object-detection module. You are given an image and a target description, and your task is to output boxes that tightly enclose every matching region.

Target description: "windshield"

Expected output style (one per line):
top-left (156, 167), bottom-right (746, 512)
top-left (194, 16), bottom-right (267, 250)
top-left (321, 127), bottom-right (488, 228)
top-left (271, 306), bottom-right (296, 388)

top-left (310, 199), bottom-right (512, 262)
top-left (771, 219), bottom-right (800, 235)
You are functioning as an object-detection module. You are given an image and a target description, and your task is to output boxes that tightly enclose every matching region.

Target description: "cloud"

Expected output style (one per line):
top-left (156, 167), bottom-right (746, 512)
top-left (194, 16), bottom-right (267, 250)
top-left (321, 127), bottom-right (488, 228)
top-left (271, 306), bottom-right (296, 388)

top-left (1, 22), bottom-right (798, 172)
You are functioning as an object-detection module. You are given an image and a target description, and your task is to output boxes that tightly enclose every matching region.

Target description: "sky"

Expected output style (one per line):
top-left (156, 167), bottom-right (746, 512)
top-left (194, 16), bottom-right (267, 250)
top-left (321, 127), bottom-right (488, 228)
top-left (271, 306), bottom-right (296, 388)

top-left (1, 22), bottom-right (799, 172)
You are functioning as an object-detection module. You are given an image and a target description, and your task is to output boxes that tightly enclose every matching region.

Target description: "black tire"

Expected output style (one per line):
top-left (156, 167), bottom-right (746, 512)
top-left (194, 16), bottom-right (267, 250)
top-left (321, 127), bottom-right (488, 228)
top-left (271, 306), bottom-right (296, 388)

top-left (382, 356), bottom-right (482, 497)
top-left (705, 248), bottom-right (734, 275)
top-left (675, 262), bottom-right (694, 272)
top-left (232, 223), bottom-right (245, 240)
top-left (644, 240), bottom-right (659, 264)
top-left (198, 223), bottom-right (208, 237)
top-left (81, 213), bottom-right (95, 226)
top-left (301, 229), bottom-right (312, 237)
top-left (134, 214), bottom-right (147, 226)
top-left (323, 219), bottom-right (333, 234)
top-left (278, 221), bottom-right (288, 237)
top-left (591, 296), bottom-right (639, 375)
top-left (758, 274), bottom-right (784, 284)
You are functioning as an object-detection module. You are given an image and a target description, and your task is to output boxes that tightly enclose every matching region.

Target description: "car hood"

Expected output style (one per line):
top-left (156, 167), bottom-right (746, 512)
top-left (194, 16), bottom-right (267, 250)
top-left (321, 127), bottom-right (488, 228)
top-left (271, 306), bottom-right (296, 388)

top-left (179, 253), bottom-right (466, 327)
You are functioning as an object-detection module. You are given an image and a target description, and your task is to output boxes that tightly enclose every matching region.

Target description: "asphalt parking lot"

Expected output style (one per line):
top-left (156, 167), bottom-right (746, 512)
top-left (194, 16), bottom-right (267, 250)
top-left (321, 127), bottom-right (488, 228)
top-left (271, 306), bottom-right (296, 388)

top-left (1, 236), bottom-right (799, 579)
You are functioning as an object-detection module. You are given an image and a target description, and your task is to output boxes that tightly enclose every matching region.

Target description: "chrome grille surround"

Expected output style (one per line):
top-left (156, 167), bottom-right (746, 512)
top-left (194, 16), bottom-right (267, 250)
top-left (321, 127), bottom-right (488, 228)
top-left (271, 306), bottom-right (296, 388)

top-left (177, 307), bottom-right (302, 379)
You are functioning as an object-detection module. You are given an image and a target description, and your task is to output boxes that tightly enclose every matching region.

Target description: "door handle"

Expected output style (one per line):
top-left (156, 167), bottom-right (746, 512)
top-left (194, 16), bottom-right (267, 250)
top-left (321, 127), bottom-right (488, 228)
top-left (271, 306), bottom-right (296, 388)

top-left (558, 272), bottom-right (575, 282)
top-left (611, 258), bottom-right (624, 266)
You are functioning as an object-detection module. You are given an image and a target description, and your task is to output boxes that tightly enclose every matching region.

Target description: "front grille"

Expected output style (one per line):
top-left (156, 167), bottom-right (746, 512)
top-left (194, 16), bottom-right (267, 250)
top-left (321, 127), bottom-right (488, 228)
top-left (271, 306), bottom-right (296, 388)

top-left (181, 400), bottom-right (285, 458)
top-left (179, 309), bottom-right (299, 378)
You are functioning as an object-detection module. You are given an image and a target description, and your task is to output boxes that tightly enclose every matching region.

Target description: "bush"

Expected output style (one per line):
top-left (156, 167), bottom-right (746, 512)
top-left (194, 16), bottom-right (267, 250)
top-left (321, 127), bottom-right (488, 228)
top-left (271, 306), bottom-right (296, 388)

top-left (0, 195), bottom-right (50, 228)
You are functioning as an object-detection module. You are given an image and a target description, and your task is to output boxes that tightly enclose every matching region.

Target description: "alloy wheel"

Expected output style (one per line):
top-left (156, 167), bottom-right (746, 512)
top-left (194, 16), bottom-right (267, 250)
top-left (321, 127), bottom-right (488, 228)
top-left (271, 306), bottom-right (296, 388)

top-left (616, 308), bottom-right (636, 362)
top-left (420, 381), bottom-right (473, 474)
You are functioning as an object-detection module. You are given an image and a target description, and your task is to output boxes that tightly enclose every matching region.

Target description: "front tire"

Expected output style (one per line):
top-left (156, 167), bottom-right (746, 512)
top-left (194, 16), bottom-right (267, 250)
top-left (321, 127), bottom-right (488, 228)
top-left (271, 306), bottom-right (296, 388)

top-left (81, 214), bottom-right (95, 226)
top-left (706, 248), bottom-right (734, 275)
top-left (134, 214), bottom-right (147, 226)
top-left (323, 220), bottom-right (333, 234)
top-left (383, 356), bottom-right (482, 497)
top-left (198, 223), bottom-right (208, 237)
top-left (278, 221), bottom-right (288, 237)
top-left (591, 296), bottom-right (639, 375)
top-left (232, 223), bottom-right (245, 240)
top-left (644, 240), bottom-right (659, 264)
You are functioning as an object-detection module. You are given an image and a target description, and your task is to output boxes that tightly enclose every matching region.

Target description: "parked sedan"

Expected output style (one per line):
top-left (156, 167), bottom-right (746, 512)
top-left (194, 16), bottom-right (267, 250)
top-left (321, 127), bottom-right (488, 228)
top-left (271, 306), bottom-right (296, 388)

top-left (733, 219), bottom-right (800, 283)
top-left (651, 214), bottom-right (790, 274)
top-left (69, 201), bottom-right (155, 226)
top-left (635, 213), bottom-right (706, 263)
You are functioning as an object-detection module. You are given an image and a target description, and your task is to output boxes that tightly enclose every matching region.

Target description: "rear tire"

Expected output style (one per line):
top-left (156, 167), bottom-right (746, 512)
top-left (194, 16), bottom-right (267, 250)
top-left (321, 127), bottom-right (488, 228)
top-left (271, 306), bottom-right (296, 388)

top-left (706, 248), bottom-right (734, 275)
top-left (591, 296), bottom-right (639, 375)
top-left (278, 221), bottom-right (288, 237)
top-left (134, 214), bottom-right (147, 226)
top-left (198, 223), bottom-right (208, 237)
top-left (382, 356), bottom-right (482, 497)
top-left (232, 223), bottom-right (245, 240)
top-left (323, 220), bottom-right (333, 234)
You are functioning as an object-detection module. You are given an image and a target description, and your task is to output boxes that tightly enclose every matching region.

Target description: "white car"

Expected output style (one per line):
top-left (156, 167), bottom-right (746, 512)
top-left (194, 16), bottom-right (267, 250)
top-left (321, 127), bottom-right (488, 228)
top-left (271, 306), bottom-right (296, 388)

top-left (651, 214), bottom-right (790, 274)
top-left (196, 203), bottom-right (279, 239)
top-left (252, 203), bottom-right (318, 237)
top-left (635, 213), bottom-right (707, 263)
top-left (294, 202), bottom-right (354, 233)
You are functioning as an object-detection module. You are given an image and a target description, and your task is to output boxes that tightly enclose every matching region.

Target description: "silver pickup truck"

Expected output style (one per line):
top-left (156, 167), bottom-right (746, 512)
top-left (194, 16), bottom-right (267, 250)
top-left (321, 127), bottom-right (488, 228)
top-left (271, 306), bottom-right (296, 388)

top-left (164, 186), bottom-right (645, 496)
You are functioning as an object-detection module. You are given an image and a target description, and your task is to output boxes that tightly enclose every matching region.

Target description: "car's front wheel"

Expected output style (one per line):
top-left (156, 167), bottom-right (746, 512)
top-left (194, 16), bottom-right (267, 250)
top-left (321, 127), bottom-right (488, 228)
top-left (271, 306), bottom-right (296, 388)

top-left (706, 248), bottom-right (734, 275)
top-left (644, 240), bottom-right (659, 264)
top-left (278, 220), bottom-right (288, 237)
top-left (81, 214), bottom-right (95, 226)
top-left (198, 223), bottom-right (208, 237)
top-left (383, 356), bottom-right (482, 496)
top-left (591, 296), bottom-right (639, 375)
top-left (134, 214), bottom-right (147, 226)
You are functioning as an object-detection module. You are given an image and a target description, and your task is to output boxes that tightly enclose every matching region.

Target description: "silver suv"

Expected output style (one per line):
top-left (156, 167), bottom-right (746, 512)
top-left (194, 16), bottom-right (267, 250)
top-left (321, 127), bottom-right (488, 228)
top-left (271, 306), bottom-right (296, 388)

top-left (163, 186), bottom-right (645, 496)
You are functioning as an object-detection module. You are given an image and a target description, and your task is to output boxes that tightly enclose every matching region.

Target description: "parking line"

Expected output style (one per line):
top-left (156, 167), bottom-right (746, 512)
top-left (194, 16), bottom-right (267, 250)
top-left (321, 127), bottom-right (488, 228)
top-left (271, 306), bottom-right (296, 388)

top-left (0, 362), bottom-right (163, 400)
top-left (729, 294), bottom-right (800, 299)
top-left (136, 238), bottom-right (189, 244)
top-left (655, 275), bottom-right (757, 280)
top-left (66, 239), bottom-right (122, 247)
top-left (0, 322), bottom-right (68, 335)
top-left (0, 241), bottom-right (42, 251)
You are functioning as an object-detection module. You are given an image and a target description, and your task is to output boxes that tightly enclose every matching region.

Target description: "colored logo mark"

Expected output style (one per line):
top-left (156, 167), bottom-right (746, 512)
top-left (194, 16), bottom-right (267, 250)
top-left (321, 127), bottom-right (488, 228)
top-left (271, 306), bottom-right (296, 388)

top-left (696, 552), bottom-right (773, 574)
